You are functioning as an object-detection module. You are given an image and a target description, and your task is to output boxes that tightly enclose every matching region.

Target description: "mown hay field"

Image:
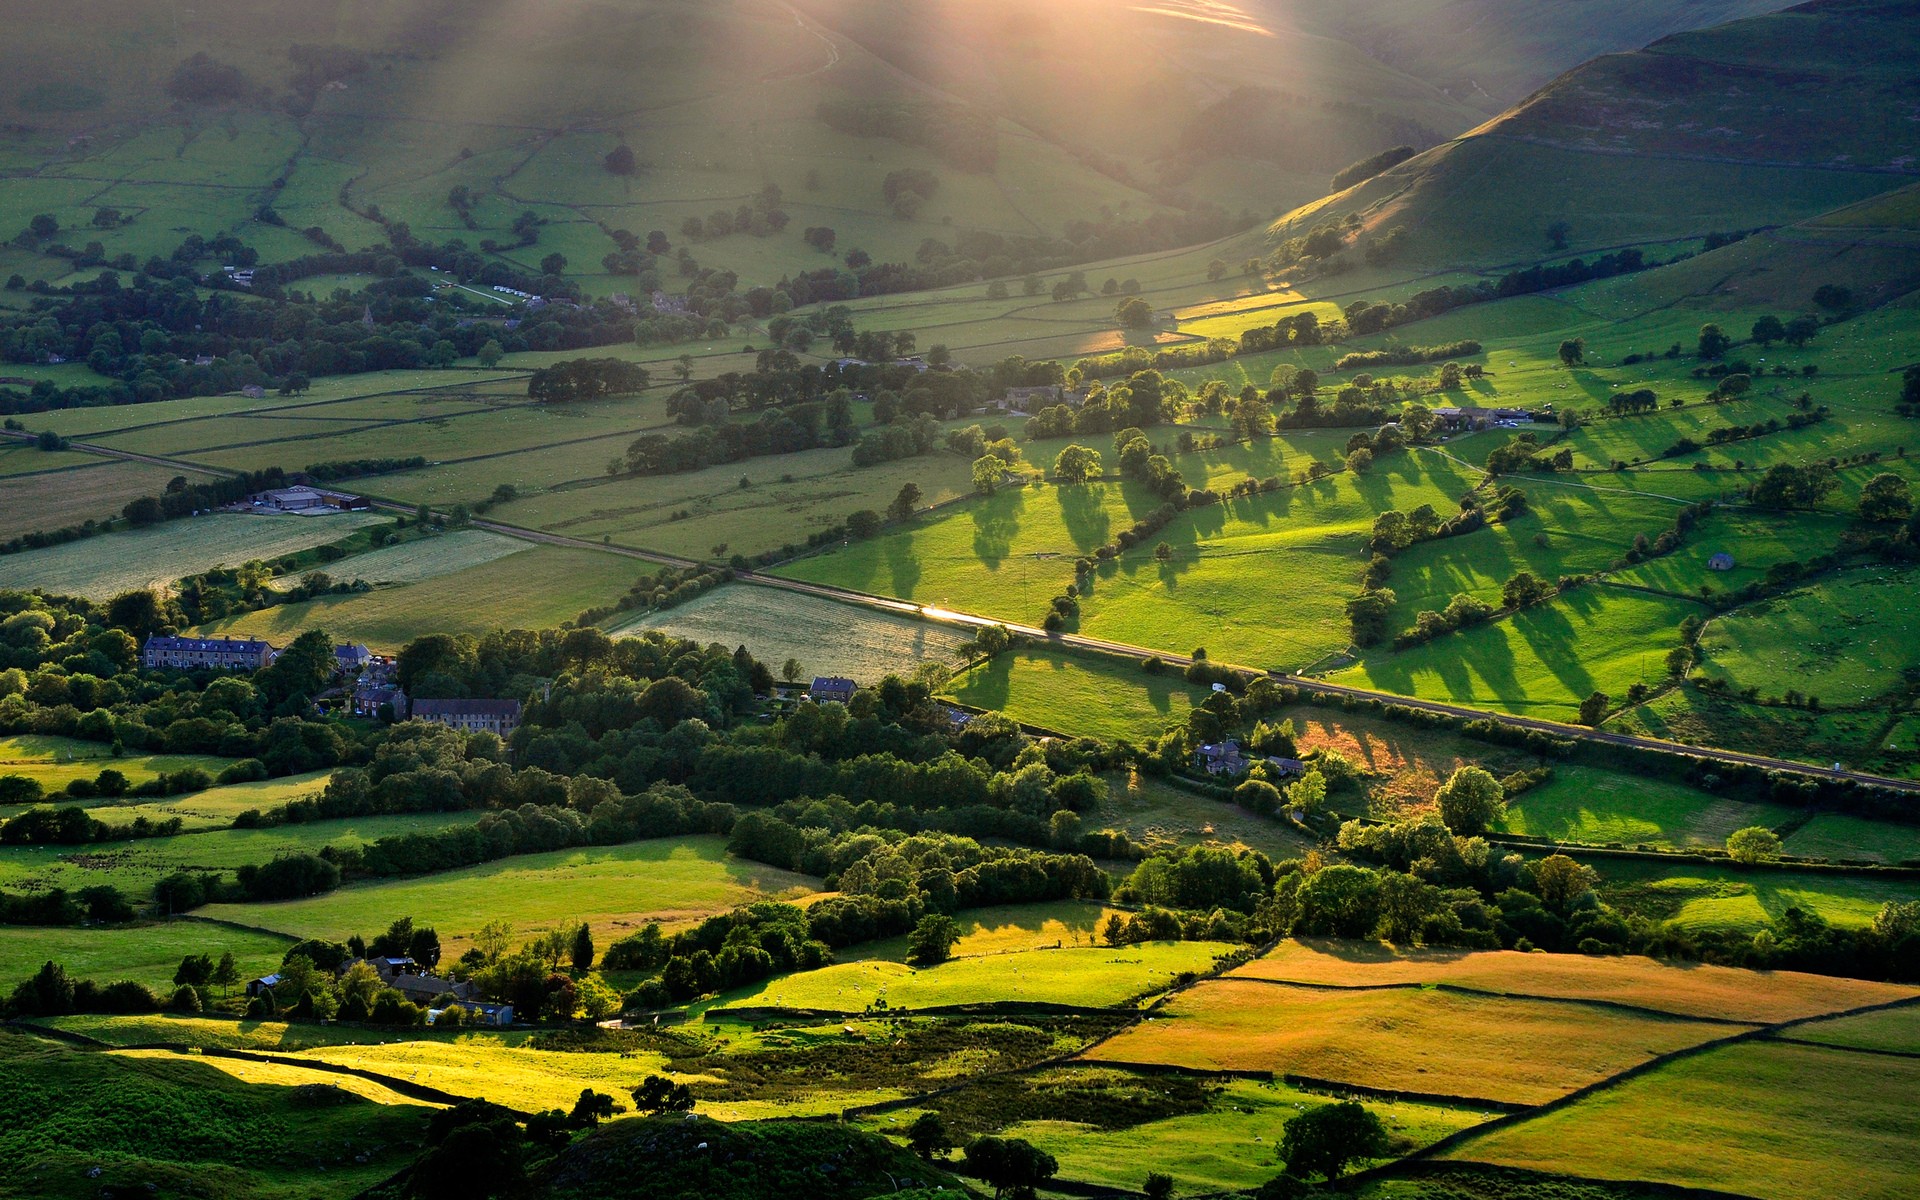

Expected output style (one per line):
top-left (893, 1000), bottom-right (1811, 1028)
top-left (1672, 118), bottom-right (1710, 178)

top-left (1228, 941), bottom-right (1917, 1024)
top-left (199, 836), bottom-right (818, 953)
top-left (717, 942), bottom-right (1232, 1013)
top-left (1084, 979), bottom-right (1741, 1105)
top-left (1786, 1004), bottom-right (1920, 1055)
top-left (0, 460), bottom-right (185, 540)
top-left (195, 545), bottom-right (643, 651)
top-left (617, 584), bottom-right (972, 684)
top-left (1, 511), bottom-right (388, 599)
top-left (266, 530), bottom-right (527, 591)
top-left (1447, 1039), bottom-right (1920, 1200)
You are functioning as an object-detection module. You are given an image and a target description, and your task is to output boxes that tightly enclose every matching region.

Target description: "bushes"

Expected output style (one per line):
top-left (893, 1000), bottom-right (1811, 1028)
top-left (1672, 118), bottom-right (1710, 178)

top-left (1334, 340), bottom-right (1482, 371)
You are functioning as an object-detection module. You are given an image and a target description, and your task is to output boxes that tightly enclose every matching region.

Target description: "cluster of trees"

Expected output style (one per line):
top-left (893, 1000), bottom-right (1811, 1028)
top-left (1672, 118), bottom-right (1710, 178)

top-left (527, 358), bottom-right (650, 403)
top-left (1333, 339), bottom-right (1481, 370)
top-left (1484, 432), bottom-right (1573, 475)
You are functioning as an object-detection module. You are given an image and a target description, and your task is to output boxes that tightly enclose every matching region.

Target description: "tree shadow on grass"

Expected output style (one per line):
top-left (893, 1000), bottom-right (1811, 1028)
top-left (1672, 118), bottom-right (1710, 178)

top-left (971, 488), bottom-right (1026, 568)
top-left (883, 530), bottom-right (922, 599)
top-left (1055, 482), bottom-right (1111, 552)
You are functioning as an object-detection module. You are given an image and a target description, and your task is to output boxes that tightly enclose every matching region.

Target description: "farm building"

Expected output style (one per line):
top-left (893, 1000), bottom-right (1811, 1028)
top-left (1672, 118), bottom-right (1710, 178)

top-left (351, 681), bottom-right (407, 718)
top-left (1708, 552), bottom-right (1736, 571)
top-left (1196, 740), bottom-right (1250, 776)
top-left (335, 644), bottom-right (374, 672)
top-left (809, 676), bottom-right (857, 705)
top-left (249, 485), bottom-right (371, 513)
top-left (409, 697), bottom-right (523, 735)
top-left (432, 1000), bottom-right (514, 1027)
top-left (143, 635), bottom-right (277, 671)
top-left (391, 974), bottom-right (478, 1006)
top-left (244, 974), bottom-right (281, 998)
top-left (1002, 385), bottom-right (1086, 412)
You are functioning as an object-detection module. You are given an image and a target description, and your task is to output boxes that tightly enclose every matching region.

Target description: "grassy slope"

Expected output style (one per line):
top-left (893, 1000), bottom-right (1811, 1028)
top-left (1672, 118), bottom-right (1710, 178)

top-left (1, 512), bottom-right (387, 599)
top-left (197, 835), bottom-right (819, 952)
top-left (1448, 1039), bottom-right (1920, 1200)
top-left (0, 920), bottom-right (295, 995)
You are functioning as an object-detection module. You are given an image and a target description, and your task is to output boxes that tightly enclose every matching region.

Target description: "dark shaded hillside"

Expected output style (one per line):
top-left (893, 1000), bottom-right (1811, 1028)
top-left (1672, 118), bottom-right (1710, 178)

top-left (1270, 0), bottom-right (1920, 268)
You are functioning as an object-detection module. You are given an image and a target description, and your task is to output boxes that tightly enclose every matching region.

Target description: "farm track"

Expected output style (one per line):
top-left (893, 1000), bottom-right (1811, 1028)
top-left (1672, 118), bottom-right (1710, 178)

top-left (12, 432), bottom-right (1920, 793)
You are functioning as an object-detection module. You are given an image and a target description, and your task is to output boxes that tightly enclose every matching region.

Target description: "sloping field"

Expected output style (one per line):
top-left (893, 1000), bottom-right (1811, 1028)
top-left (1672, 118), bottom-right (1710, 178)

top-left (1495, 769), bottom-right (1793, 850)
top-left (268, 530), bottom-right (527, 591)
top-left (195, 545), bottom-right (641, 651)
top-left (0, 921), bottom-right (295, 996)
top-left (0, 460), bottom-right (183, 540)
top-left (77, 770), bottom-right (334, 833)
top-left (1229, 941), bottom-right (1917, 1024)
top-left (0, 735), bottom-right (230, 798)
top-left (0, 511), bottom-right (386, 599)
top-left (1695, 568), bottom-right (1920, 706)
top-left (717, 942), bottom-right (1232, 1013)
top-left (1786, 1005), bottom-right (1920, 1055)
top-left (945, 647), bottom-right (1202, 742)
top-left (1084, 979), bottom-right (1743, 1105)
top-left (618, 584), bottom-right (971, 684)
top-left (198, 836), bottom-right (818, 953)
top-left (1448, 1039), bottom-right (1920, 1200)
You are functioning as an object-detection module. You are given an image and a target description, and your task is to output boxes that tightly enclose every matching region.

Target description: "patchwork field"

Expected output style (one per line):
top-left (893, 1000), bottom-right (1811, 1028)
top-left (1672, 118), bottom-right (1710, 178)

top-left (1085, 979), bottom-right (1744, 1105)
top-left (717, 942), bottom-right (1232, 1013)
top-left (67, 770), bottom-right (335, 833)
top-left (618, 584), bottom-right (972, 684)
top-left (1228, 941), bottom-right (1917, 1024)
top-left (1447, 1040), bottom-right (1920, 1200)
top-left (0, 511), bottom-right (387, 599)
top-left (1783, 814), bottom-right (1920, 865)
top-left (198, 836), bottom-right (818, 953)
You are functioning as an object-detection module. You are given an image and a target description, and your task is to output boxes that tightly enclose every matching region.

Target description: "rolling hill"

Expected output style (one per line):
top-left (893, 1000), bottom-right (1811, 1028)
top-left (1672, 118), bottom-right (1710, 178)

top-left (1269, 0), bottom-right (1920, 269)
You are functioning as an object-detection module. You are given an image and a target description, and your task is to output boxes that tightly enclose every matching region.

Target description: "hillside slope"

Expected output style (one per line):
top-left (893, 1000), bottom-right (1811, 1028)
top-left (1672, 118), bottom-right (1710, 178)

top-left (1269, 0), bottom-right (1920, 269)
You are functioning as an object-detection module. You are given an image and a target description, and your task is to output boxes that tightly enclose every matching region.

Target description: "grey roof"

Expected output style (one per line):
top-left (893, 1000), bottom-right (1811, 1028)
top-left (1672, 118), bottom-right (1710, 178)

top-left (146, 635), bottom-right (274, 653)
top-left (411, 698), bottom-right (522, 717)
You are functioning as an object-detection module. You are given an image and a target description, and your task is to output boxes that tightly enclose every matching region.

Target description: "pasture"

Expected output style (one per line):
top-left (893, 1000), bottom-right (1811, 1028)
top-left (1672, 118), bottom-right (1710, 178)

top-left (0, 460), bottom-right (186, 540)
top-left (1694, 568), bottom-right (1920, 706)
top-left (194, 545), bottom-right (643, 651)
top-left (1083, 979), bottom-right (1742, 1105)
top-left (1594, 858), bottom-right (1920, 932)
top-left (1339, 585), bottom-right (1700, 719)
top-left (0, 512), bottom-right (387, 599)
top-left (1448, 1040), bottom-right (1920, 1200)
top-left (0, 1031), bottom-right (431, 1200)
top-left (1788, 1005), bottom-right (1920, 1055)
top-left (1783, 814), bottom-right (1920, 865)
top-left (978, 1076), bottom-right (1489, 1197)
top-left (842, 901), bottom-right (1137, 964)
top-left (1228, 941), bottom-right (1917, 1024)
top-left (88, 770), bottom-right (335, 833)
top-left (1495, 768), bottom-right (1793, 850)
top-left (945, 647), bottom-right (1201, 741)
top-left (0, 735), bottom-right (231, 800)
top-left (617, 583), bottom-right (972, 683)
top-left (0, 920), bottom-right (294, 995)
top-left (715, 941), bottom-right (1231, 1013)
top-left (269, 529), bottom-right (528, 590)
top-left (1096, 772), bottom-right (1319, 861)
top-left (198, 836), bottom-right (818, 952)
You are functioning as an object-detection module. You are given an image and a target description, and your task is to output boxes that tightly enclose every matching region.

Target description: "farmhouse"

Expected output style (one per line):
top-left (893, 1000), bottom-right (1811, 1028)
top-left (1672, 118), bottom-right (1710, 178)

top-left (244, 974), bottom-right (281, 998)
top-left (352, 681), bottom-right (407, 718)
top-left (410, 697), bottom-right (522, 735)
top-left (391, 973), bottom-right (478, 1006)
top-left (1196, 740), bottom-right (1250, 776)
top-left (335, 644), bottom-right (374, 673)
top-left (143, 635), bottom-right (277, 671)
top-left (1002, 385), bottom-right (1086, 412)
top-left (808, 676), bottom-right (857, 705)
top-left (433, 1000), bottom-right (514, 1027)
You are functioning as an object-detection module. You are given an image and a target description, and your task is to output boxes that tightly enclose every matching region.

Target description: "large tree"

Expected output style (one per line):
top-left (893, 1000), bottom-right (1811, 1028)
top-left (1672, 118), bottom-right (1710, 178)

top-left (1052, 444), bottom-right (1102, 484)
top-left (1279, 1101), bottom-right (1389, 1182)
top-left (1435, 765), bottom-right (1505, 836)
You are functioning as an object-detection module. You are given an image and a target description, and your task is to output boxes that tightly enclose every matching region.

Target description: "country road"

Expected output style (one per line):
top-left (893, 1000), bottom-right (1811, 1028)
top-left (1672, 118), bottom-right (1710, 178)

top-left (10, 428), bottom-right (1917, 794)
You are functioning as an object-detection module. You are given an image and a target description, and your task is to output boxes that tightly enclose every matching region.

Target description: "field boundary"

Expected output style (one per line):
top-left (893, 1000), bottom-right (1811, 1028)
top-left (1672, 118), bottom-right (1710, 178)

top-left (1207, 973), bottom-right (1765, 1028)
top-left (1370, 1160), bottom-right (1767, 1200)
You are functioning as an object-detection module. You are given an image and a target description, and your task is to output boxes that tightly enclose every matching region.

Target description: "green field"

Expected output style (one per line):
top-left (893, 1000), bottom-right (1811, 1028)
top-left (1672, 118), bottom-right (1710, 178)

top-left (1449, 1040), bottom-right (1920, 1200)
top-left (195, 544), bottom-right (644, 651)
top-left (1496, 767), bottom-right (1793, 850)
top-left (945, 647), bottom-right (1202, 741)
top-left (1788, 1006), bottom-right (1920, 1055)
top-left (1339, 585), bottom-right (1700, 718)
top-left (83, 771), bottom-right (335, 833)
top-left (1595, 858), bottom-right (1920, 932)
top-left (618, 584), bottom-right (972, 684)
top-left (0, 920), bottom-right (294, 994)
top-left (199, 836), bottom-right (818, 952)
top-left (0, 511), bottom-right (387, 599)
top-left (0, 460), bottom-right (186, 540)
top-left (268, 529), bottom-right (529, 591)
top-left (1695, 568), bottom-right (1920, 706)
top-left (0, 811), bottom-right (488, 896)
top-left (0, 1032), bottom-right (431, 1200)
top-left (1784, 814), bottom-right (1920, 865)
top-left (716, 941), bottom-right (1231, 1012)
top-left (0, 735), bottom-right (232, 800)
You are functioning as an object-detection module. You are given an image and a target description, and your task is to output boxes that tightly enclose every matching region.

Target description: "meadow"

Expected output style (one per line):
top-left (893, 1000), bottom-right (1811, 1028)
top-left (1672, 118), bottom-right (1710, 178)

top-left (1228, 941), bottom-right (1917, 1024)
top-left (0, 735), bottom-right (231, 800)
top-left (0, 511), bottom-right (388, 599)
top-left (617, 583), bottom-right (973, 683)
top-left (1783, 814), bottom-right (1920, 865)
top-left (1593, 858), bottom-right (1920, 932)
top-left (198, 836), bottom-right (818, 953)
top-left (0, 920), bottom-right (294, 995)
top-left (1495, 769), bottom-right (1792, 850)
top-left (944, 647), bottom-right (1202, 741)
top-left (269, 529), bottom-right (529, 591)
top-left (0, 1031), bottom-right (432, 1200)
top-left (0, 460), bottom-right (186, 540)
top-left (0, 811), bottom-right (488, 896)
top-left (1694, 567), bottom-right (1920, 706)
top-left (1787, 1005), bottom-right (1920, 1055)
top-left (194, 545), bottom-right (645, 651)
top-left (1084, 979), bottom-right (1743, 1105)
top-left (1447, 1040), bottom-right (1920, 1200)
top-left (715, 941), bottom-right (1232, 1013)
